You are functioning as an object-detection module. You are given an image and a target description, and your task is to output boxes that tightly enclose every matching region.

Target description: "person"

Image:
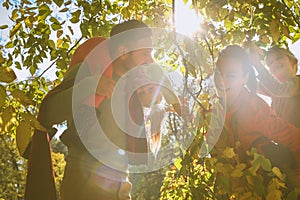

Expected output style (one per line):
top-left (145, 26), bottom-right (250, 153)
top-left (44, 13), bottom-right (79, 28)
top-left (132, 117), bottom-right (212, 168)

top-left (24, 37), bottom-right (116, 200)
top-left (249, 45), bottom-right (300, 128)
top-left (25, 19), bottom-right (181, 200)
top-left (129, 63), bottom-right (182, 156)
top-left (212, 44), bottom-right (300, 187)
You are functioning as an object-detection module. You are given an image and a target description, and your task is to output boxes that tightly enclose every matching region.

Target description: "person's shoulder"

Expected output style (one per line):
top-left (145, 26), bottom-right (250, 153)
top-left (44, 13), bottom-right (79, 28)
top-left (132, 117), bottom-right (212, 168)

top-left (240, 89), bottom-right (269, 112)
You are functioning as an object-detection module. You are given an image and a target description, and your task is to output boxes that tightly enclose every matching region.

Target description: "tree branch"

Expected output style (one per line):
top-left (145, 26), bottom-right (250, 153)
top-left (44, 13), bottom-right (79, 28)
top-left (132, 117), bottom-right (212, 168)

top-left (37, 36), bottom-right (84, 78)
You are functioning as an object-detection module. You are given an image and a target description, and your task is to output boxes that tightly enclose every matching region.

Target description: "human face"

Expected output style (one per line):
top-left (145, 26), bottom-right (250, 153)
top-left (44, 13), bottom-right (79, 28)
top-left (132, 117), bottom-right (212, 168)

top-left (214, 58), bottom-right (249, 110)
top-left (136, 84), bottom-right (162, 108)
top-left (265, 52), bottom-right (296, 82)
top-left (125, 37), bottom-right (153, 70)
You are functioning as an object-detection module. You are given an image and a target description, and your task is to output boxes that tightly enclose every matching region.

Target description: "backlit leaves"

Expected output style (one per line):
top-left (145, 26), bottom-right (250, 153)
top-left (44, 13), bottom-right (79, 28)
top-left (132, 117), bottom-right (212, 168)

top-left (0, 106), bottom-right (16, 134)
top-left (0, 0), bottom-right (299, 199)
top-left (11, 89), bottom-right (35, 106)
top-left (0, 67), bottom-right (16, 83)
top-left (16, 121), bottom-right (32, 157)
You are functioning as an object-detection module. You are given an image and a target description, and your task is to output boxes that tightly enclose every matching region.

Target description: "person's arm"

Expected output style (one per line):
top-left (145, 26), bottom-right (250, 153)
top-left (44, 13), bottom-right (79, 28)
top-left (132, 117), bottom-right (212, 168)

top-left (253, 59), bottom-right (299, 97)
top-left (248, 44), bottom-right (299, 97)
top-left (251, 96), bottom-right (300, 155)
top-left (38, 63), bottom-right (114, 128)
top-left (144, 64), bottom-right (182, 115)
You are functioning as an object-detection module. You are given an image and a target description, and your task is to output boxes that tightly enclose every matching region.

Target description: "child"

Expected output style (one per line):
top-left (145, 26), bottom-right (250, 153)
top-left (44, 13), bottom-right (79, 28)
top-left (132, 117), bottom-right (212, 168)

top-left (250, 45), bottom-right (300, 128)
top-left (213, 44), bottom-right (300, 187)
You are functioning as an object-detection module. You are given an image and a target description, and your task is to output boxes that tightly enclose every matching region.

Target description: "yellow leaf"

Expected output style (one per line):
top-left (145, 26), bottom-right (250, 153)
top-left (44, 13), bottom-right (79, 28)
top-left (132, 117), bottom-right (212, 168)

top-left (222, 147), bottom-right (235, 158)
top-left (16, 121), bottom-right (32, 157)
top-left (165, 0), bottom-right (172, 5)
top-left (11, 89), bottom-right (35, 106)
top-left (10, 22), bottom-right (21, 38)
top-left (272, 167), bottom-right (285, 181)
top-left (25, 17), bottom-right (33, 29)
top-left (236, 163), bottom-right (247, 171)
top-left (57, 38), bottom-right (63, 48)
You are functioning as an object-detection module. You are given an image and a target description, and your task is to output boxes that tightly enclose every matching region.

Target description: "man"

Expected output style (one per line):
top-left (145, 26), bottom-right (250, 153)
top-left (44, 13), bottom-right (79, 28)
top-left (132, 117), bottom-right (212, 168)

top-left (25, 20), bottom-right (181, 200)
top-left (60, 20), bottom-right (154, 200)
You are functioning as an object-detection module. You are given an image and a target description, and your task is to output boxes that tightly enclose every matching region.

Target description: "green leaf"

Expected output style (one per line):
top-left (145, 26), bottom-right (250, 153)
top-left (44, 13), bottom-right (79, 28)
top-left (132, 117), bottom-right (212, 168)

top-left (54, 0), bottom-right (63, 7)
top-left (15, 61), bottom-right (21, 70)
top-left (38, 4), bottom-right (52, 20)
top-left (174, 157), bottom-right (182, 170)
top-left (29, 65), bottom-right (37, 75)
top-left (48, 39), bottom-right (56, 49)
top-left (0, 25), bottom-right (8, 29)
top-left (5, 41), bottom-right (14, 48)
top-left (70, 10), bottom-right (81, 23)
top-left (261, 157), bottom-right (272, 171)
top-left (51, 23), bottom-right (61, 31)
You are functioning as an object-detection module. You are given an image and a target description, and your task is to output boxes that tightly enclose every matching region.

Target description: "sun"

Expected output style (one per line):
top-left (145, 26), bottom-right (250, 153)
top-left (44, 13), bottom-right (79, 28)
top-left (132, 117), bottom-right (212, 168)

top-left (174, 0), bottom-right (203, 37)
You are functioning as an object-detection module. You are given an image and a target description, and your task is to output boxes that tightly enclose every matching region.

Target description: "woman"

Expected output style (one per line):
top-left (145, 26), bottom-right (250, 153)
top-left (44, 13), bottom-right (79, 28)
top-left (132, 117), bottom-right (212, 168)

top-left (213, 45), bottom-right (300, 187)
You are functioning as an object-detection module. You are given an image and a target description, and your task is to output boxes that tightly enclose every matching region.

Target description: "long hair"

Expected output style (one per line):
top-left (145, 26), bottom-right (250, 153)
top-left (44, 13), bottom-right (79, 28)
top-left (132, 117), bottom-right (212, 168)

top-left (216, 45), bottom-right (257, 94)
